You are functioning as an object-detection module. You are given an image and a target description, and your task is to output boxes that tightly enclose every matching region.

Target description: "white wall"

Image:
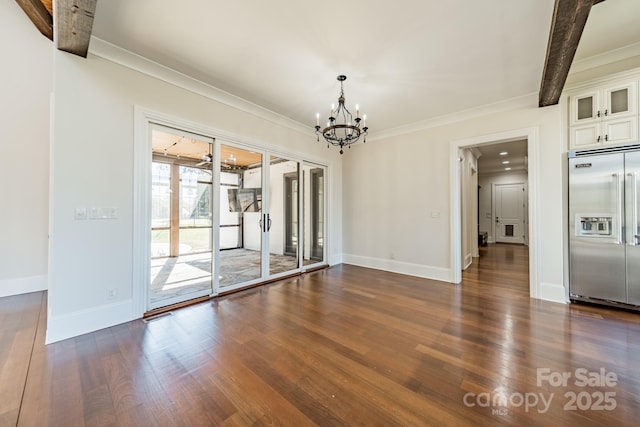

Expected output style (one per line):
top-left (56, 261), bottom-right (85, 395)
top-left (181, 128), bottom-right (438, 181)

top-left (342, 98), bottom-right (565, 301)
top-left (49, 47), bottom-right (342, 342)
top-left (479, 171), bottom-right (528, 243)
top-left (0, 2), bottom-right (52, 297)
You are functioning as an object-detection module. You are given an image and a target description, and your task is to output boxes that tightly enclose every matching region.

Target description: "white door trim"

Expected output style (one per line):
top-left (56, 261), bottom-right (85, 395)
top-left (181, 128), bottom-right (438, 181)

top-left (450, 127), bottom-right (540, 299)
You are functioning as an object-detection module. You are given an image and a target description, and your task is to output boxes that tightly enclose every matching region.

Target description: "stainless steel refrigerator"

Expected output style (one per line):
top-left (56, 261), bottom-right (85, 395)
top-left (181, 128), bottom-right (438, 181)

top-left (569, 147), bottom-right (640, 308)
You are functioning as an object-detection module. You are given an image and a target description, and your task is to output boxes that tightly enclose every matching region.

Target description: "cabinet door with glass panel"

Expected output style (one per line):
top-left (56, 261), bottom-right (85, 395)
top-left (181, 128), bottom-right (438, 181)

top-left (569, 81), bottom-right (638, 149)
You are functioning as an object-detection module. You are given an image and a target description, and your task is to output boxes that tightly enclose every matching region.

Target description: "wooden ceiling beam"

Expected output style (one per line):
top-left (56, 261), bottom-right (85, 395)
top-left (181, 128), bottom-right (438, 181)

top-left (15, 0), bottom-right (53, 40)
top-left (539, 0), bottom-right (606, 107)
top-left (54, 0), bottom-right (97, 58)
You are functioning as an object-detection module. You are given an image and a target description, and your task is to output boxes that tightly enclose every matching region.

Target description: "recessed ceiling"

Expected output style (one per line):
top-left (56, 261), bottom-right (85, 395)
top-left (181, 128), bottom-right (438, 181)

top-left (477, 140), bottom-right (528, 176)
top-left (90, 1), bottom-right (640, 134)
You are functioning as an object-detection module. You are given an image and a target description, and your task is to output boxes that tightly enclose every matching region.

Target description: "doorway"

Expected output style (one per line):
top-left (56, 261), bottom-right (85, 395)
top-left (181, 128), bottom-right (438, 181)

top-left (215, 146), bottom-right (304, 291)
top-left (451, 127), bottom-right (539, 298)
top-left (214, 146), bottom-right (327, 293)
top-left (136, 112), bottom-right (330, 313)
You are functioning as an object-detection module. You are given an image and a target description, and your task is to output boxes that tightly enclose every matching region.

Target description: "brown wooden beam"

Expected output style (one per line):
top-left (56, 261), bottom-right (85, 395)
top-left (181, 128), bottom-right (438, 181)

top-left (538, 0), bottom-right (595, 107)
top-left (15, 0), bottom-right (53, 40)
top-left (54, 0), bottom-right (97, 58)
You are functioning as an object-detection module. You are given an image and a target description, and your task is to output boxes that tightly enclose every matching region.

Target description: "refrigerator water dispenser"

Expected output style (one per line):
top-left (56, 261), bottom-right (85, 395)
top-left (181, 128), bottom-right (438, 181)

top-left (577, 216), bottom-right (612, 236)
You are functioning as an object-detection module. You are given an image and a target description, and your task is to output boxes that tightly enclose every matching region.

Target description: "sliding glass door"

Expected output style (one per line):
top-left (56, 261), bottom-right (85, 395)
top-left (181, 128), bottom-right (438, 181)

top-left (303, 163), bottom-right (326, 266)
top-left (149, 125), bottom-right (214, 310)
top-left (216, 146), bottom-right (304, 292)
top-left (147, 127), bottom-right (328, 309)
top-left (268, 154), bottom-right (300, 276)
top-left (217, 144), bottom-right (264, 288)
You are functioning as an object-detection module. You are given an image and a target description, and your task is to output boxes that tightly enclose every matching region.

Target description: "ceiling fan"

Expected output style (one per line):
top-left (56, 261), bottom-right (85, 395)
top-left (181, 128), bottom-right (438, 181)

top-left (195, 153), bottom-right (213, 167)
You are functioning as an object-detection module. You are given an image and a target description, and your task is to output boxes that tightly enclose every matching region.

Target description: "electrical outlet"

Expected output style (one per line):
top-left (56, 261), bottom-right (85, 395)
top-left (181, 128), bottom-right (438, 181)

top-left (107, 289), bottom-right (117, 299)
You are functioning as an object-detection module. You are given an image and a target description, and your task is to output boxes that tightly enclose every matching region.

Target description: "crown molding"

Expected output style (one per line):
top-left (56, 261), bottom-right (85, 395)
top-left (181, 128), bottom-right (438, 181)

top-left (368, 92), bottom-right (537, 142)
top-left (569, 42), bottom-right (640, 74)
top-left (88, 36), bottom-right (310, 136)
top-left (86, 37), bottom-right (559, 143)
top-left (565, 65), bottom-right (640, 93)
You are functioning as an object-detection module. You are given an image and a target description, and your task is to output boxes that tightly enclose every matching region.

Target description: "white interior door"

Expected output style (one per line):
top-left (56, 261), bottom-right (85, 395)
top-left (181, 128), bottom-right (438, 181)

top-left (494, 183), bottom-right (525, 244)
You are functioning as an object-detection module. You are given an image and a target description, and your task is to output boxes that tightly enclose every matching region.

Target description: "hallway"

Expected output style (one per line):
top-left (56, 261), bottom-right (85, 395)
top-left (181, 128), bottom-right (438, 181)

top-left (462, 243), bottom-right (530, 297)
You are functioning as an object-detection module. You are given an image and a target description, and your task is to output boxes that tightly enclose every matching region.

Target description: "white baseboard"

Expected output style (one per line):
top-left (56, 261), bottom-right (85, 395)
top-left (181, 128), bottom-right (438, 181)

top-left (538, 282), bottom-right (567, 304)
top-left (0, 274), bottom-right (47, 297)
top-left (46, 299), bottom-right (136, 344)
top-left (328, 253), bottom-right (343, 266)
top-left (342, 254), bottom-right (453, 283)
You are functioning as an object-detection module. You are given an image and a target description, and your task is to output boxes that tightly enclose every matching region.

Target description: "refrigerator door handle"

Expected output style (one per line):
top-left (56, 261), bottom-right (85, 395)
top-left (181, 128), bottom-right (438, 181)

top-left (614, 173), bottom-right (623, 244)
top-left (630, 172), bottom-right (638, 246)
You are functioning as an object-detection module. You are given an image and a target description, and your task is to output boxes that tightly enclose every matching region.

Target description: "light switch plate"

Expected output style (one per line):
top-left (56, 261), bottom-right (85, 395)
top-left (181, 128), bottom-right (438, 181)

top-left (74, 208), bottom-right (87, 220)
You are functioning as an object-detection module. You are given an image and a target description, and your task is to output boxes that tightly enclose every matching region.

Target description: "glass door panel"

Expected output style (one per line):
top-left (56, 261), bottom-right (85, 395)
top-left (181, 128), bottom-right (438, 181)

top-left (218, 144), bottom-right (263, 288)
top-left (179, 166), bottom-right (213, 254)
top-left (149, 125), bottom-right (214, 309)
top-left (303, 163), bottom-right (326, 266)
top-left (268, 155), bottom-right (300, 276)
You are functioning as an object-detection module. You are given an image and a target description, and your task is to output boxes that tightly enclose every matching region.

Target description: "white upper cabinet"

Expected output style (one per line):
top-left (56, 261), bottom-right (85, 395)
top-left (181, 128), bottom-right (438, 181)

top-left (570, 81), bottom-right (636, 125)
top-left (569, 80), bottom-right (638, 149)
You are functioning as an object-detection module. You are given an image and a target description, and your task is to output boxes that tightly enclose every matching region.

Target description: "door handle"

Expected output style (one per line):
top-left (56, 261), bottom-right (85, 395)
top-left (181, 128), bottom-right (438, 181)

top-left (614, 173), bottom-right (623, 244)
top-left (630, 172), bottom-right (638, 246)
top-left (259, 214), bottom-right (272, 232)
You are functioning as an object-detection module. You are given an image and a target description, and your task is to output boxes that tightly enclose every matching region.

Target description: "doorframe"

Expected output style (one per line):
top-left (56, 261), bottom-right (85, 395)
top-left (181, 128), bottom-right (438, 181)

top-left (450, 127), bottom-right (540, 299)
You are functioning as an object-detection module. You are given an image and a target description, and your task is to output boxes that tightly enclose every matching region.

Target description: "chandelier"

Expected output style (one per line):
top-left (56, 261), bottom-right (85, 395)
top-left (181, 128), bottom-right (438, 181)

top-left (315, 75), bottom-right (368, 154)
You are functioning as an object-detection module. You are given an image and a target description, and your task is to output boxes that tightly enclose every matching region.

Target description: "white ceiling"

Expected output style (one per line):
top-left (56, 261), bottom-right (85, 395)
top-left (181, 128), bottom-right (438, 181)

top-left (90, 0), bottom-right (640, 134)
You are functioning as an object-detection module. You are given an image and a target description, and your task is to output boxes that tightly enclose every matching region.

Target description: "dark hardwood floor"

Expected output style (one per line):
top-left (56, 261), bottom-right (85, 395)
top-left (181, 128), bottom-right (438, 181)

top-left (3, 244), bottom-right (640, 426)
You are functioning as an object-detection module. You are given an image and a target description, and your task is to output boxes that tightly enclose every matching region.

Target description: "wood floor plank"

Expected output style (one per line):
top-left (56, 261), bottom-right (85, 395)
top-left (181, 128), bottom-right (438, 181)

top-left (0, 292), bottom-right (42, 426)
top-left (4, 244), bottom-right (640, 425)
